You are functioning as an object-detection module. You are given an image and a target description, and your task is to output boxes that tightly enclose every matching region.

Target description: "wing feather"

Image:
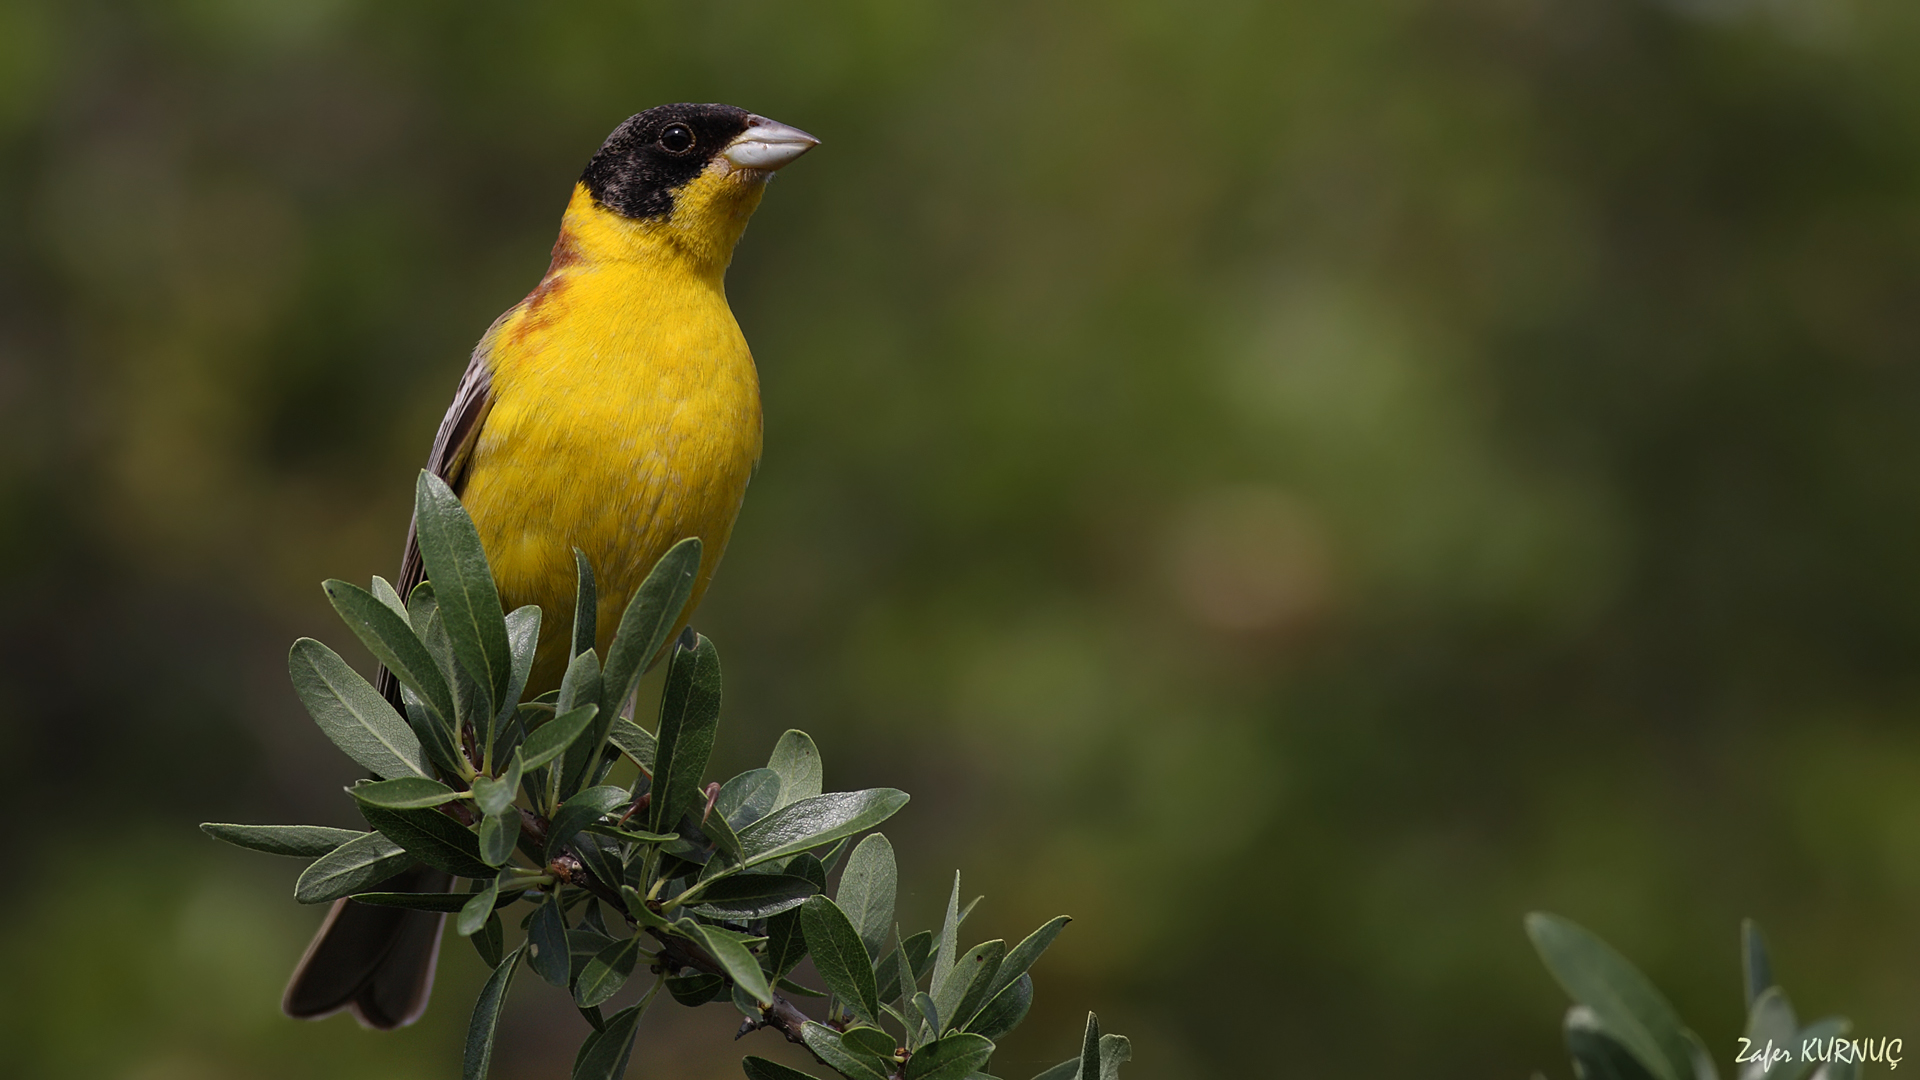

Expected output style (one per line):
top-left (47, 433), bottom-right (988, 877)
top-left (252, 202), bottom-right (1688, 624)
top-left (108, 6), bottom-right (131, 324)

top-left (376, 324), bottom-right (501, 710)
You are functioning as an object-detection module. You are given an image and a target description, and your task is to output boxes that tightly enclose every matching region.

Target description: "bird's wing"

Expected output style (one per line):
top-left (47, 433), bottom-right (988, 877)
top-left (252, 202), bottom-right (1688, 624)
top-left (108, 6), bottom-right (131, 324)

top-left (375, 322), bottom-right (501, 708)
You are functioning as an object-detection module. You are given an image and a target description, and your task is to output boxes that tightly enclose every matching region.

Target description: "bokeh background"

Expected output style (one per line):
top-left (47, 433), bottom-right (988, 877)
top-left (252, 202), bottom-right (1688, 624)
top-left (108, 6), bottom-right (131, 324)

top-left (4, 0), bottom-right (1919, 1076)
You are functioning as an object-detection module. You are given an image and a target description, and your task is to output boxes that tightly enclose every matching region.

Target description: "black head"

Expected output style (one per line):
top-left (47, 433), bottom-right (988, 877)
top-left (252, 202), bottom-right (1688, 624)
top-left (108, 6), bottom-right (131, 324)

top-left (579, 104), bottom-right (755, 221)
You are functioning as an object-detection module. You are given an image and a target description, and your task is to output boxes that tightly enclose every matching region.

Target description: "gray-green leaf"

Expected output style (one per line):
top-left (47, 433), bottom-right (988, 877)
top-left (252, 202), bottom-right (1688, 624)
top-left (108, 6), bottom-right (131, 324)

top-left (462, 944), bottom-right (523, 1080)
top-left (1527, 912), bottom-right (1697, 1080)
top-left (648, 633), bottom-right (722, 835)
top-left (294, 831), bottom-right (411, 904)
top-left (522, 704), bottom-right (598, 771)
top-left (575, 936), bottom-right (643, 1009)
top-left (458, 876), bottom-right (500, 937)
top-left (966, 973), bottom-right (1032, 1040)
top-left (736, 789), bottom-right (911, 867)
top-left (800, 895), bottom-right (880, 1024)
top-left (355, 802), bottom-right (494, 878)
top-left (742, 1057), bottom-right (827, 1080)
top-left (928, 873), bottom-right (962, 1012)
top-left (414, 470), bottom-right (513, 714)
top-left (350, 776), bottom-right (459, 809)
top-left (547, 785), bottom-right (630, 859)
top-left (599, 537), bottom-right (701, 732)
top-left (200, 823), bottom-right (365, 858)
top-left (837, 833), bottom-right (897, 963)
top-left (767, 729), bottom-right (823, 810)
top-left (688, 874), bottom-right (820, 920)
top-left (321, 580), bottom-right (458, 729)
top-left (571, 1000), bottom-right (643, 1080)
top-left (529, 897), bottom-right (571, 987)
top-left (904, 1032), bottom-right (995, 1080)
top-left (800, 1022), bottom-right (892, 1080)
top-left (288, 638), bottom-right (432, 780)
top-left (678, 920), bottom-right (772, 1006)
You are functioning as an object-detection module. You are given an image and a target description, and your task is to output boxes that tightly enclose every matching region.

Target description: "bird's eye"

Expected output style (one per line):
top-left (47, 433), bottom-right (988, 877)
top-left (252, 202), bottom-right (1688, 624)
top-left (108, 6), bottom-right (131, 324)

top-left (659, 123), bottom-right (695, 154)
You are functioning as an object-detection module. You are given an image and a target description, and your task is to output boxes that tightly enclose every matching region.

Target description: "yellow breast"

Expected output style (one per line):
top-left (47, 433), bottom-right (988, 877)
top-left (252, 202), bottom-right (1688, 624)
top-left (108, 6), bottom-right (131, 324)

top-left (459, 183), bottom-right (765, 693)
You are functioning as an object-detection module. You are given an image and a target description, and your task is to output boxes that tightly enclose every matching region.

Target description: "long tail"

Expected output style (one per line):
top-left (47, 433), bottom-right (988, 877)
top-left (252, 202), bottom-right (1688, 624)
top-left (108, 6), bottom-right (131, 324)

top-left (283, 667), bottom-right (448, 1029)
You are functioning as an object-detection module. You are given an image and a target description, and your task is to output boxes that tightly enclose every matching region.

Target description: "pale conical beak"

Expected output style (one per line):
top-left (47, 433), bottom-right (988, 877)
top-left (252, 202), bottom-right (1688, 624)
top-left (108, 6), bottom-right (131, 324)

top-left (723, 115), bottom-right (820, 171)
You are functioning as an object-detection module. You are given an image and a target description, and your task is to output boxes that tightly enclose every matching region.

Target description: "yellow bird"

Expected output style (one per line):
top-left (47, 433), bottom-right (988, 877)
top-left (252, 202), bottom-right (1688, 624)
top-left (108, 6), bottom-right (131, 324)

top-left (282, 103), bottom-right (818, 1029)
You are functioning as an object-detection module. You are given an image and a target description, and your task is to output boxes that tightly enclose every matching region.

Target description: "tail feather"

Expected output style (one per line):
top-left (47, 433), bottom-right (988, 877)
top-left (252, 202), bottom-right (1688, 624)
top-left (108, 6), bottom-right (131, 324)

top-left (283, 864), bottom-right (452, 1029)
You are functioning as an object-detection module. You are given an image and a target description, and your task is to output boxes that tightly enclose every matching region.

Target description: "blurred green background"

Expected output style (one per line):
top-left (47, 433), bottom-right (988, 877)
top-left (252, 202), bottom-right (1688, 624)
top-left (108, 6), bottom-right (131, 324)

top-left (4, 0), bottom-right (1919, 1076)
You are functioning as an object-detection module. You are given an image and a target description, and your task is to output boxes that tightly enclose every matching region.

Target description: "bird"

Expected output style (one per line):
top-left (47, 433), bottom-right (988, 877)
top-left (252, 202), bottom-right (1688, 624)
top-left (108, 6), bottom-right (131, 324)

top-left (281, 103), bottom-right (818, 1030)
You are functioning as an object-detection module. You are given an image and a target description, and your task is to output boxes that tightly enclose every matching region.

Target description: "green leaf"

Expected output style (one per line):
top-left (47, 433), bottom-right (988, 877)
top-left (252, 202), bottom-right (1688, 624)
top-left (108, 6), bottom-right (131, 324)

top-left (778, 976), bottom-right (827, 998)
top-left (458, 876), bottom-right (500, 937)
top-left (522, 704), bottom-right (598, 771)
top-left (716, 767), bottom-right (783, 829)
top-left (620, 885), bottom-right (673, 932)
top-left (529, 896), bottom-right (571, 987)
top-left (555, 649), bottom-right (606, 799)
top-left (599, 536), bottom-right (701, 730)
top-left (688, 874), bottom-right (820, 920)
top-left (352, 891), bottom-right (504, 912)
top-left (568, 926), bottom-right (616, 983)
top-left (760, 910), bottom-right (809, 982)
top-left (742, 1057), bottom-right (827, 1080)
top-left (547, 785), bottom-right (631, 858)
top-left (571, 1000), bottom-right (643, 1080)
top-left (966, 973), bottom-right (1032, 1040)
top-left (356, 802), bottom-right (494, 878)
top-left (321, 580), bottom-right (458, 728)
top-left (837, 833), bottom-right (897, 963)
top-left (293, 831), bottom-right (411, 904)
top-left (473, 754), bottom-right (523, 817)
top-left (607, 716), bottom-right (656, 772)
top-left (462, 944), bottom-right (523, 1080)
top-left (1566, 1006), bottom-right (1662, 1080)
top-left (877, 929), bottom-right (936, 1007)
top-left (575, 936), bottom-right (643, 1008)
top-left (736, 789), bottom-right (911, 867)
top-left (1097, 1033), bottom-right (1131, 1080)
top-left (941, 940), bottom-right (1007, 1035)
top-left (584, 823), bottom-right (678, 844)
top-left (982, 916), bottom-right (1070, 1008)
top-left (816, 835), bottom-right (852, 877)
top-left (648, 633), bottom-right (722, 834)
top-left (678, 920), bottom-right (773, 1006)
top-left (1029, 1060), bottom-right (1079, 1080)
top-left (767, 729), bottom-right (823, 810)
top-left (843, 1026), bottom-right (897, 1059)
top-left (905, 1032), bottom-right (995, 1080)
top-left (700, 802), bottom-right (745, 863)
top-left (1789, 1017), bottom-right (1853, 1080)
top-left (1742, 919), bottom-right (1775, 1012)
top-left (800, 895), bottom-right (880, 1024)
top-left (288, 638), bottom-right (433, 780)
top-left (498, 604), bottom-right (541, 722)
top-left (478, 807), bottom-right (519, 867)
top-left (914, 993), bottom-right (941, 1042)
top-left (350, 776), bottom-right (460, 810)
top-left (200, 823), bottom-right (364, 858)
top-left (1742, 987), bottom-right (1805, 1080)
top-left (800, 1022), bottom-right (892, 1080)
top-left (1527, 913), bottom-right (1696, 1080)
top-left (414, 471), bottom-right (514, 713)
top-left (473, 912), bottom-right (504, 968)
top-left (1079, 1013), bottom-right (1102, 1080)
top-left (400, 683), bottom-right (468, 780)
top-left (929, 873), bottom-right (963, 1012)
top-left (668, 972), bottom-right (728, 1006)
top-left (571, 549), bottom-right (598, 660)
top-left (371, 575), bottom-right (410, 623)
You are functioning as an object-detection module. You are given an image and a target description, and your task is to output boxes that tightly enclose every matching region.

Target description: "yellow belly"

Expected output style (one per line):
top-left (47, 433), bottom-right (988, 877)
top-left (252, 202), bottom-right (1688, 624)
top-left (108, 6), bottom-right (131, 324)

top-left (457, 244), bottom-right (762, 695)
